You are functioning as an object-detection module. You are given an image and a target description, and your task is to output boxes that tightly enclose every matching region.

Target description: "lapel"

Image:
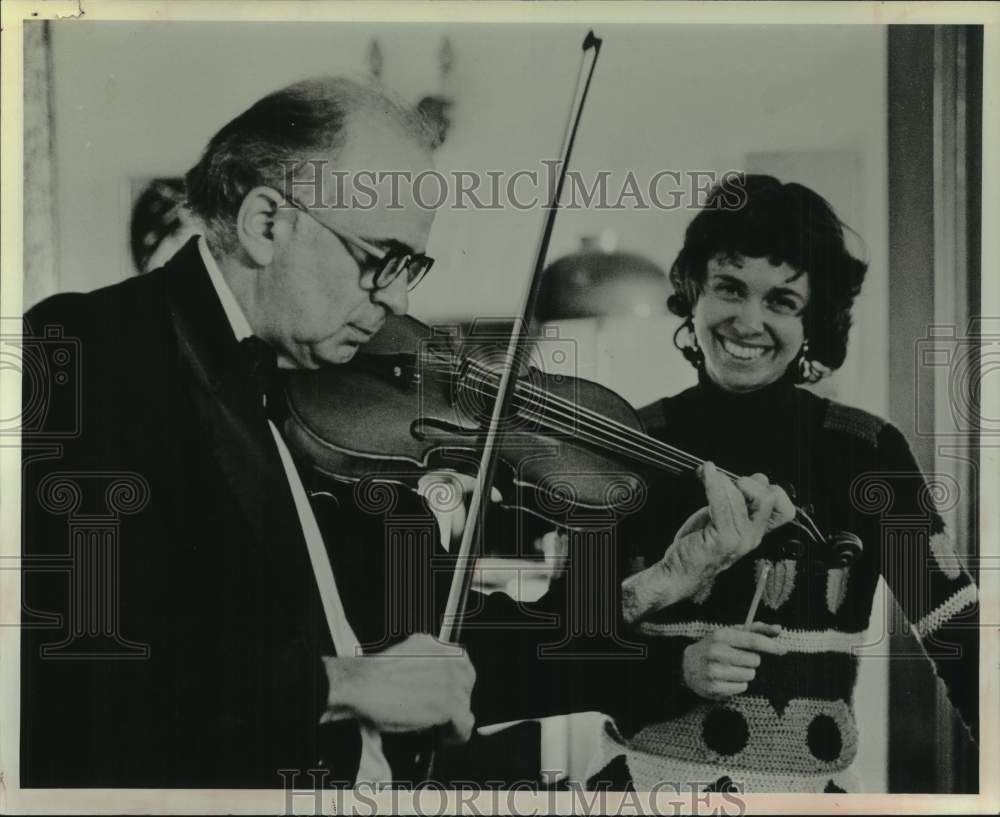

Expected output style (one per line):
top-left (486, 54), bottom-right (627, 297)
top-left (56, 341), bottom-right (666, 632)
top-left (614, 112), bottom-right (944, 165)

top-left (163, 238), bottom-right (306, 559)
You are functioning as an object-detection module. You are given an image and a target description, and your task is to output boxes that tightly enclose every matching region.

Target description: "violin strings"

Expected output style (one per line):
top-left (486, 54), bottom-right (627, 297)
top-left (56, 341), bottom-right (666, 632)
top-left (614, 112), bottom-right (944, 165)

top-left (516, 377), bottom-right (715, 471)
top-left (455, 361), bottom-right (709, 474)
top-left (460, 365), bottom-right (728, 479)
top-left (415, 355), bottom-right (821, 538)
top-left (417, 354), bottom-right (734, 477)
top-left (370, 351), bottom-right (697, 472)
top-left (463, 361), bottom-right (712, 468)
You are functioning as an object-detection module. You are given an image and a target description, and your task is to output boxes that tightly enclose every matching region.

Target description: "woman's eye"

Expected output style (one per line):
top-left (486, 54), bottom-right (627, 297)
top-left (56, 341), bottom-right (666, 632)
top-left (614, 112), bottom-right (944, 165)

top-left (768, 298), bottom-right (799, 314)
top-left (714, 283), bottom-right (742, 298)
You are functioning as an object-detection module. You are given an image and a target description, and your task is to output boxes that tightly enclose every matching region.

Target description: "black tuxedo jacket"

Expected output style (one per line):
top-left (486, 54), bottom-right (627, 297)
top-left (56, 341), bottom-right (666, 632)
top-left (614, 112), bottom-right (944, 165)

top-left (21, 239), bottom-right (685, 788)
top-left (21, 239), bottom-right (365, 787)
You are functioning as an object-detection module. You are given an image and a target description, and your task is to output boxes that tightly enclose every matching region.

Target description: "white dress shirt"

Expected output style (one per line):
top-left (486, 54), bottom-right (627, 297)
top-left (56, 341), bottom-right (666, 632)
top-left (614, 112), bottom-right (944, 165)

top-left (198, 237), bottom-right (392, 784)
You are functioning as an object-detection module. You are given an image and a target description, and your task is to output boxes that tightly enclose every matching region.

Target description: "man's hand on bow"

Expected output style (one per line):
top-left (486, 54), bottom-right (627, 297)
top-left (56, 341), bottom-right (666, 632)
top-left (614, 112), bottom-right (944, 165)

top-left (321, 633), bottom-right (476, 745)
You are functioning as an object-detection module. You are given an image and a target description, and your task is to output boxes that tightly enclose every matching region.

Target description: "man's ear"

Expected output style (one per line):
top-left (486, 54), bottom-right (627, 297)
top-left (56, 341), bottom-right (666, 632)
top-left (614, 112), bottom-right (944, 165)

top-left (235, 186), bottom-right (293, 266)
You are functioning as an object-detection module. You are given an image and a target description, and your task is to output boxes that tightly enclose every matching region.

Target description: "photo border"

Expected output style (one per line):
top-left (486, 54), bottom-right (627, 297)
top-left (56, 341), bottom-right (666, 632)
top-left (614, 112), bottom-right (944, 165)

top-left (1, 2), bottom-right (997, 814)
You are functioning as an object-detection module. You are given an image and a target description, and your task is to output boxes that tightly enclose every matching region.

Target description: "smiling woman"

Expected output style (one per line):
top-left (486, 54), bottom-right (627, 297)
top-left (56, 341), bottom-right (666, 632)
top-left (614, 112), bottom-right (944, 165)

top-left (589, 174), bottom-right (979, 793)
top-left (693, 255), bottom-right (810, 393)
top-left (667, 175), bottom-right (867, 385)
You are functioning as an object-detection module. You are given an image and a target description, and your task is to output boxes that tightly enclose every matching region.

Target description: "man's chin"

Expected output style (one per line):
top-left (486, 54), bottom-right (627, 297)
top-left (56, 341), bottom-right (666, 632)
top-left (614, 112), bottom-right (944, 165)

top-left (315, 342), bottom-right (361, 367)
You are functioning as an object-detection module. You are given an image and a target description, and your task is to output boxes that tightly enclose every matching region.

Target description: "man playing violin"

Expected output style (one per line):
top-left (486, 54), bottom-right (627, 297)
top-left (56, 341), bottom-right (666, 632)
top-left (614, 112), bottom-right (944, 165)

top-left (21, 76), bottom-right (793, 788)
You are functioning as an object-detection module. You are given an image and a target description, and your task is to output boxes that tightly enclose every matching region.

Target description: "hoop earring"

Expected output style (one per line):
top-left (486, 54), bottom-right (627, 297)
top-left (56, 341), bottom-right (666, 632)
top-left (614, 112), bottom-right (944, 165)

top-left (673, 317), bottom-right (704, 370)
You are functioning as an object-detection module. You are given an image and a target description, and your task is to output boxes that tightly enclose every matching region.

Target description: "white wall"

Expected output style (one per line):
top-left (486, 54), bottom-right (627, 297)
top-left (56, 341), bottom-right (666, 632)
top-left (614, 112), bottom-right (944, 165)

top-left (44, 21), bottom-right (890, 790)
top-left (48, 22), bottom-right (888, 410)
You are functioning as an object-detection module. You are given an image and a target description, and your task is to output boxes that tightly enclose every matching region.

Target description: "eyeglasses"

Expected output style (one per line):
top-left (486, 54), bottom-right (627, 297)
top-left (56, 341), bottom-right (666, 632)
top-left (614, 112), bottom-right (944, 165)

top-left (284, 195), bottom-right (434, 292)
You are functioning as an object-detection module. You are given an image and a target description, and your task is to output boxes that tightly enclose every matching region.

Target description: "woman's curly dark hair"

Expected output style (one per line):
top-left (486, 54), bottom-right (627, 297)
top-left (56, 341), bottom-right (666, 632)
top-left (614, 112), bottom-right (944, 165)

top-left (668, 174), bottom-right (868, 381)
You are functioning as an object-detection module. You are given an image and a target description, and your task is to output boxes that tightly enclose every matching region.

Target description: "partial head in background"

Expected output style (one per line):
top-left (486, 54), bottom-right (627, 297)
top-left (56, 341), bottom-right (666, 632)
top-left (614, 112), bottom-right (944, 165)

top-left (184, 77), bottom-right (436, 368)
top-left (667, 174), bottom-right (868, 392)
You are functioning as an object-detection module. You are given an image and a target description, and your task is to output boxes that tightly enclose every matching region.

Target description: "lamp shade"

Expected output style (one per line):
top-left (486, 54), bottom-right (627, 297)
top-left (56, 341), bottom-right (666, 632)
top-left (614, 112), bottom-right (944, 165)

top-left (536, 240), bottom-right (669, 322)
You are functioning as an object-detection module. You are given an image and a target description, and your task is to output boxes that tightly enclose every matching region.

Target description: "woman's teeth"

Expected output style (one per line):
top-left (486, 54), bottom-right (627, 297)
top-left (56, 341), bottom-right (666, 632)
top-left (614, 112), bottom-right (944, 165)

top-left (719, 336), bottom-right (770, 360)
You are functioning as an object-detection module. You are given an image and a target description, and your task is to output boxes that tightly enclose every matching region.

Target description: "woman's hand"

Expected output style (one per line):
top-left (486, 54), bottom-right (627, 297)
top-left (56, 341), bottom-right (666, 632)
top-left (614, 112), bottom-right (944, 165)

top-left (681, 623), bottom-right (786, 700)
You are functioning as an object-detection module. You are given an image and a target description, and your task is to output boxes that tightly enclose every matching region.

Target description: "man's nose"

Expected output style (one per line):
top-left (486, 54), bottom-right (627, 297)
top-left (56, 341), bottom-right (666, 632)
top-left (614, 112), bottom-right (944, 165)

top-left (373, 272), bottom-right (409, 316)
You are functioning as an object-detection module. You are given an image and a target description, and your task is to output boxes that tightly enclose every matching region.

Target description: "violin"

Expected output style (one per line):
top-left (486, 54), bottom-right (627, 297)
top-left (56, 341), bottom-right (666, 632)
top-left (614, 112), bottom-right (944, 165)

top-left (280, 312), bottom-right (859, 565)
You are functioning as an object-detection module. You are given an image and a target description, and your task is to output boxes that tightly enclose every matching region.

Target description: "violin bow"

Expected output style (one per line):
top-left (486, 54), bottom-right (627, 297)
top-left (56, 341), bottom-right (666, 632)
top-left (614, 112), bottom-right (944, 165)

top-left (423, 34), bottom-right (601, 779)
top-left (438, 31), bottom-right (603, 646)
top-left (424, 32), bottom-right (602, 781)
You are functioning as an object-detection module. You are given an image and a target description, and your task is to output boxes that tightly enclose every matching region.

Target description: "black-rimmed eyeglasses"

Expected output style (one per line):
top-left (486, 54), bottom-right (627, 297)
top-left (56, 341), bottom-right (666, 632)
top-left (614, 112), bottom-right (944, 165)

top-left (284, 195), bottom-right (434, 292)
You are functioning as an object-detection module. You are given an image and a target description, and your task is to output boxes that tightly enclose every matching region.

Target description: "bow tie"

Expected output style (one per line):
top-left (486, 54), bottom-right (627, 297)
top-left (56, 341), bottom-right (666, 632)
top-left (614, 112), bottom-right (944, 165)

top-left (239, 336), bottom-right (288, 424)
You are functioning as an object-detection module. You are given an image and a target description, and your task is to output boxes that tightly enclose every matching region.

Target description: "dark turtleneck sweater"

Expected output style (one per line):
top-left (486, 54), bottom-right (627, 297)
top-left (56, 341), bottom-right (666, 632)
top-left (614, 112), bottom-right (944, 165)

top-left (601, 372), bottom-right (979, 791)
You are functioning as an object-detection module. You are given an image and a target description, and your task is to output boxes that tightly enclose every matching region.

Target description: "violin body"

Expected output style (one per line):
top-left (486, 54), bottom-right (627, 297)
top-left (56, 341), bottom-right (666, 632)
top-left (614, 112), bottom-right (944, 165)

top-left (283, 314), bottom-right (651, 529)
top-left (282, 314), bottom-right (855, 566)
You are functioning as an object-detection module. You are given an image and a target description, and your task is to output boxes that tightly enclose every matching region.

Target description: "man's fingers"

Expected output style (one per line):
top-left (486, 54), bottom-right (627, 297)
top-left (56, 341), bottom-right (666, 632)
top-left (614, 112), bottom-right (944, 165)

top-left (768, 485), bottom-right (796, 530)
top-left (442, 708), bottom-right (475, 745)
top-left (740, 475), bottom-right (773, 507)
top-left (701, 462), bottom-right (740, 533)
top-left (453, 653), bottom-right (477, 692)
top-left (721, 474), bottom-right (751, 532)
top-left (736, 476), bottom-right (797, 542)
top-left (674, 506), bottom-right (711, 541)
top-left (736, 475), bottom-right (775, 533)
top-left (756, 497), bottom-right (777, 541)
top-left (382, 632), bottom-right (465, 659)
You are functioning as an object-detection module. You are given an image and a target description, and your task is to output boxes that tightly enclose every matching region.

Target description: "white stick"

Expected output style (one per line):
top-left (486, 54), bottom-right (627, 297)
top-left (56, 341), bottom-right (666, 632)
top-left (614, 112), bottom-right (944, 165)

top-left (744, 562), bottom-right (772, 628)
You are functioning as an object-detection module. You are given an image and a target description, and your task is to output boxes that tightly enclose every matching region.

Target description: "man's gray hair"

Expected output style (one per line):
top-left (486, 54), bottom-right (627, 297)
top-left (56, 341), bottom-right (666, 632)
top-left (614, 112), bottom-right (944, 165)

top-left (185, 76), bottom-right (432, 251)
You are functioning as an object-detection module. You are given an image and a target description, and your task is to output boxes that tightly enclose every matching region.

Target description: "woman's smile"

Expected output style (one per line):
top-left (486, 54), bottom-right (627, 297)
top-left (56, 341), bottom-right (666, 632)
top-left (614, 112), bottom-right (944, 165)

top-left (714, 333), bottom-right (775, 363)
